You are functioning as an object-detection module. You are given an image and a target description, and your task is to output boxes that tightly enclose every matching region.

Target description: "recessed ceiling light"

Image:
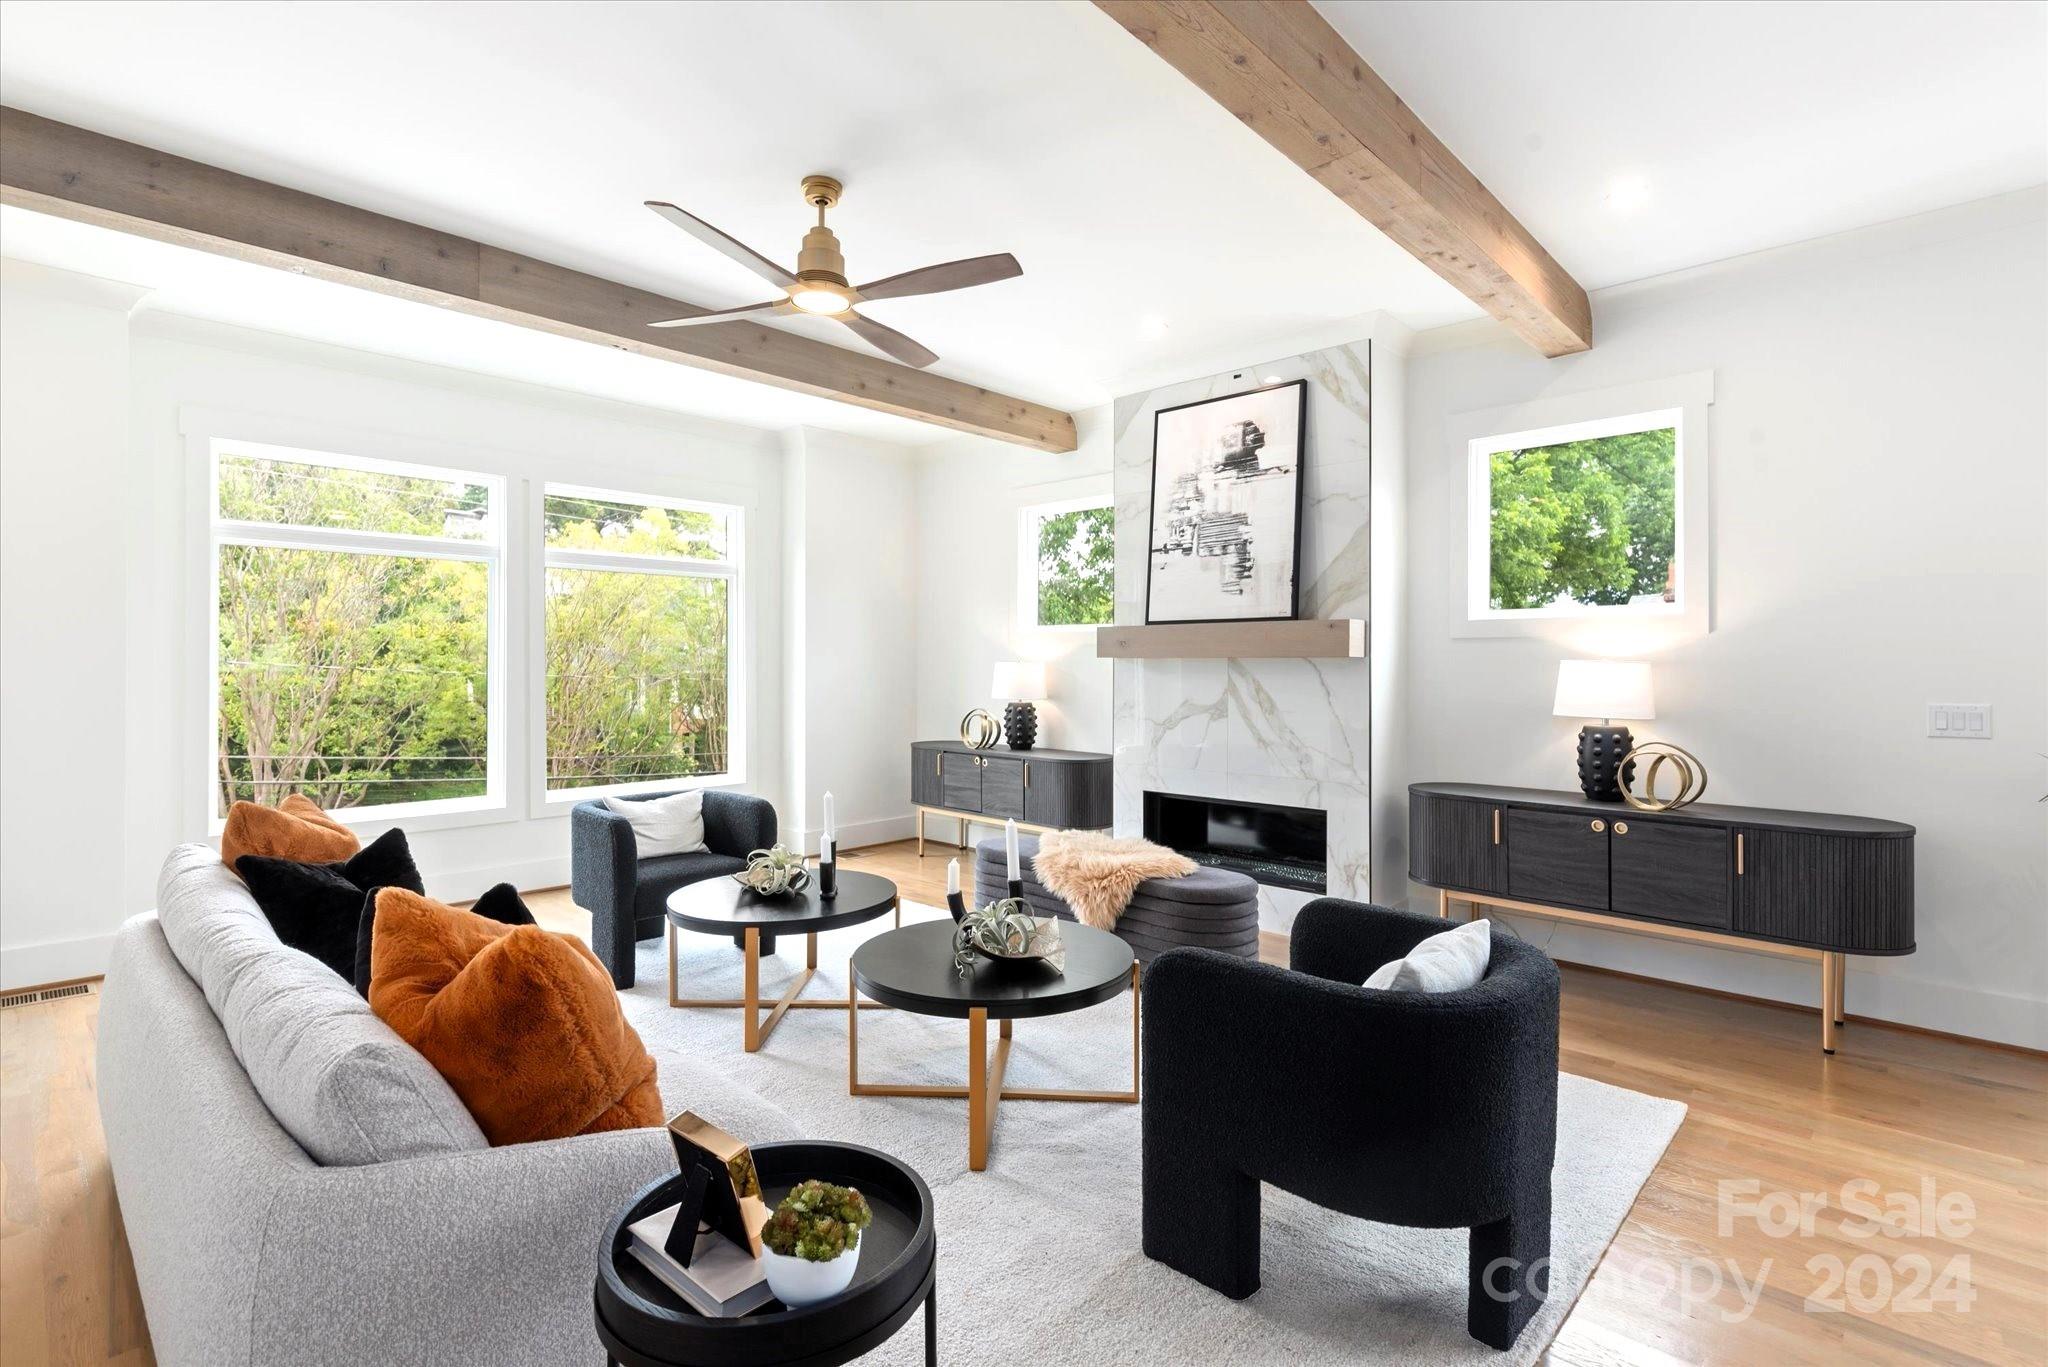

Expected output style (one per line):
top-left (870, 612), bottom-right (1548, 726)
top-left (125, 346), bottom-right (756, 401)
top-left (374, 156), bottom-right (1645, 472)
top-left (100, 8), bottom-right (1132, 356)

top-left (1604, 176), bottom-right (1652, 212)
top-left (1138, 316), bottom-right (1169, 340)
top-left (1262, 375), bottom-right (1284, 384)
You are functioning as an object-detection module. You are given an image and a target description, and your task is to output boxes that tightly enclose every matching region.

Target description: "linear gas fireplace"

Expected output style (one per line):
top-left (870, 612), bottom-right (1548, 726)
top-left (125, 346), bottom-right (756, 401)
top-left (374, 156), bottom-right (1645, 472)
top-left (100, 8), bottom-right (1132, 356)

top-left (1144, 791), bottom-right (1327, 894)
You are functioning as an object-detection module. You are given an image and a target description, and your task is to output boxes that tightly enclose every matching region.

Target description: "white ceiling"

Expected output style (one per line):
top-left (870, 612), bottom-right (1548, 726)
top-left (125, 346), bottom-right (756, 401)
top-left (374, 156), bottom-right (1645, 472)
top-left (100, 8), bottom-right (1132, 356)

top-left (0, 0), bottom-right (1476, 435)
top-left (1, 1), bottom-right (2042, 445)
top-left (1314, 0), bottom-right (2048, 290)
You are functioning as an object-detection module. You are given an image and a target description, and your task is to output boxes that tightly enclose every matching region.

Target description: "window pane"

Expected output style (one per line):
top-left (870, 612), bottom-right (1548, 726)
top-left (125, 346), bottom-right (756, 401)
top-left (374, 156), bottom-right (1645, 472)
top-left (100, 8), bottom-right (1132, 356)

top-left (1036, 505), bottom-right (1115, 626)
top-left (545, 569), bottom-right (730, 790)
top-left (218, 449), bottom-right (493, 540)
top-left (1488, 426), bottom-right (1676, 611)
top-left (217, 545), bottom-right (489, 815)
top-left (543, 492), bottom-right (728, 561)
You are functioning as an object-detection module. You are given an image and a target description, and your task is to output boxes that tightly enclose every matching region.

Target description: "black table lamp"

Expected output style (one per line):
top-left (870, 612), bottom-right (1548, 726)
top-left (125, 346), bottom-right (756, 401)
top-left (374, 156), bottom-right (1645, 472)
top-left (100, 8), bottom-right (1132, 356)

top-left (1553, 659), bottom-right (1655, 802)
top-left (991, 661), bottom-right (1047, 751)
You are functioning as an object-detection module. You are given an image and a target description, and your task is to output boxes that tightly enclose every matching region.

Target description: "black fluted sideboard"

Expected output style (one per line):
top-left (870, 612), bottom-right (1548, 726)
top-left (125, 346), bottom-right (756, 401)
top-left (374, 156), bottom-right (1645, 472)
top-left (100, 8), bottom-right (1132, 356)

top-left (910, 742), bottom-right (1112, 856)
top-left (1408, 783), bottom-right (1914, 1054)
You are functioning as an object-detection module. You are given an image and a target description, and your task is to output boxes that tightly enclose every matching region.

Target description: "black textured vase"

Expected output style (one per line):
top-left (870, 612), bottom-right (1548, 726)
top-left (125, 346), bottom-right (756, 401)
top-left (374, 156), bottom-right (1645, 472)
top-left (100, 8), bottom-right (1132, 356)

top-left (1003, 702), bottom-right (1038, 751)
top-left (1576, 725), bottom-right (1636, 802)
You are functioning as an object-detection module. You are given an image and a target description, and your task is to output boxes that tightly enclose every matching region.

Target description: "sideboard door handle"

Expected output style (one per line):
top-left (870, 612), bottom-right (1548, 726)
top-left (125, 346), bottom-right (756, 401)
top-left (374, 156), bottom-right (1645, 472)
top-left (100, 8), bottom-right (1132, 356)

top-left (1736, 832), bottom-right (1745, 875)
top-left (1590, 819), bottom-right (1606, 833)
top-left (1024, 762), bottom-right (1030, 789)
top-left (1492, 808), bottom-right (1501, 845)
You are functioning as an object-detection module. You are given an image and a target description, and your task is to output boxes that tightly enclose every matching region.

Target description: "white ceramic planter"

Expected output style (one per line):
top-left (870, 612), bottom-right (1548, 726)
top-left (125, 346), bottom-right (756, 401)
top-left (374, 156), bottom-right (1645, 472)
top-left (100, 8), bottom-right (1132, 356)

top-left (761, 1242), bottom-right (860, 1307)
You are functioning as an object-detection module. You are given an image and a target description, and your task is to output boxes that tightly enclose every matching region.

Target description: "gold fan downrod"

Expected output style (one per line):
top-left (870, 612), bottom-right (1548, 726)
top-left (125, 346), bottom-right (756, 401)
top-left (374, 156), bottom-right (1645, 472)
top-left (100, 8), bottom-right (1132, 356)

top-left (796, 174), bottom-right (847, 285)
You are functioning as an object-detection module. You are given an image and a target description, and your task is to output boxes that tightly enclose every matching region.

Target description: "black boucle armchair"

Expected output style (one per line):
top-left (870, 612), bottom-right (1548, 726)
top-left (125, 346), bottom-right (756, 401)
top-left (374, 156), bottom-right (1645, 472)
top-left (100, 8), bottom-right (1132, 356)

top-left (570, 789), bottom-right (775, 989)
top-left (1140, 898), bottom-right (1561, 1350)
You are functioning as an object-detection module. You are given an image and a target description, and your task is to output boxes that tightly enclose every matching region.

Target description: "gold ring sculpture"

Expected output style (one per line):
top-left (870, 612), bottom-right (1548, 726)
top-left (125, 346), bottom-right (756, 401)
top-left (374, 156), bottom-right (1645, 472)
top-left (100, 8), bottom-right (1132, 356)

top-left (959, 709), bottom-right (1001, 750)
top-left (1619, 741), bottom-right (1708, 811)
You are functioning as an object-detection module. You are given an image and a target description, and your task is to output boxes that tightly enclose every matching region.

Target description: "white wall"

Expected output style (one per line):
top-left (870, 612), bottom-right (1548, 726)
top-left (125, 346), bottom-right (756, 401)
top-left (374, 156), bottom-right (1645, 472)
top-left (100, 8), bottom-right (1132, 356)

top-left (911, 408), bottom-right (1115, 756)
top-left (0, 267), bottom-right (828, 988)
top-left (1, 263), bottom-right (148, 987)
top-left (781, 426), bottom-right (919, 853)
top-left (1400, 189), bottom-right (2048, 1049)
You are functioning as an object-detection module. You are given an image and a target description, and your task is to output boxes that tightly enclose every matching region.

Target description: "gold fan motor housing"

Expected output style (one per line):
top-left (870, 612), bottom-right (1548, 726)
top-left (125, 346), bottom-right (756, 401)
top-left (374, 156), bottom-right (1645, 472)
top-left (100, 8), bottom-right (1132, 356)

top-left (797, 175), bottom-right (848, 285)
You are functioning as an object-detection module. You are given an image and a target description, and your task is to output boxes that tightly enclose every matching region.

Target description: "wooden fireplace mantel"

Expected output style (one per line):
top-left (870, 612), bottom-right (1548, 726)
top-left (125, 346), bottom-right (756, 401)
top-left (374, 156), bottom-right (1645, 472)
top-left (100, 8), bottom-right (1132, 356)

top-left (1095, 619), bottom-right (1365, 660)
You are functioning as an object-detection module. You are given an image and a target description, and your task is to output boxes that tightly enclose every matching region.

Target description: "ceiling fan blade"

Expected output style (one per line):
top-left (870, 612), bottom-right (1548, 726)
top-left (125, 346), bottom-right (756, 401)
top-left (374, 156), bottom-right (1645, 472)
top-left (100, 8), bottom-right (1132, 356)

top-left (645, 200), bottom-right (799, 289)
top-left (648, 299), bottom-right (795, 329)
top-left (839, 310), bottom-right (939, 368)
top-left (853, 253), bottom-right (1022, 303)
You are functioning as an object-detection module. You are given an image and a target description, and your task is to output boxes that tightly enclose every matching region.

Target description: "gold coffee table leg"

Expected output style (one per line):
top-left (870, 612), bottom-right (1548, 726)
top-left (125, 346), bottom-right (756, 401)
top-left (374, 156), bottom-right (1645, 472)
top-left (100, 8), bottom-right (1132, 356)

top-left (848, 968), bottom-right (1140, 1171)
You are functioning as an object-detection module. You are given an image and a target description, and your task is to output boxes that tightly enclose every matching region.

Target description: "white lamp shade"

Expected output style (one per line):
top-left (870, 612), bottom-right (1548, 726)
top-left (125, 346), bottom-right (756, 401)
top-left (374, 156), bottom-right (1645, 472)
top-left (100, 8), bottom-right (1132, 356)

top-left (991, 661), bottom-right (1048, 702)
top-left (1552, 659), bottom-right (1655, 721)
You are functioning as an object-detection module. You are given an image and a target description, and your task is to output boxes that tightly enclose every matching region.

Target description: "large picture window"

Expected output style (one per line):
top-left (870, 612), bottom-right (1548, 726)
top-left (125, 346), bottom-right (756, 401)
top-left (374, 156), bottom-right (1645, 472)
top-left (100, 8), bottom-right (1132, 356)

top-left (1019, 497), bottom-right (1114, 629)
top-left (542, 487), bottom-right (739, 796)
top-left (211, 440), bottom-right (502, 819)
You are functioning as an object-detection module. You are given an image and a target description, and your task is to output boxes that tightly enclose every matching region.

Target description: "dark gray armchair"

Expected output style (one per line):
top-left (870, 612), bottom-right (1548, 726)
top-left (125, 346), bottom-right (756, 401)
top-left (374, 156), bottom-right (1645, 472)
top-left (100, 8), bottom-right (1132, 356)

top-left (1140, 899), bottom-right (1561, 1350)
top-left (570, 789), bottom-right (776, 988)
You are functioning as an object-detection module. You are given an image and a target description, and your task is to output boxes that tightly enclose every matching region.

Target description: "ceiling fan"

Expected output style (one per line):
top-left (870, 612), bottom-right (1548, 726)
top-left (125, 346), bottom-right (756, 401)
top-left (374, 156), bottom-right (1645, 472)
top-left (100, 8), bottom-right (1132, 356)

top-left (644, 175), bottom-right (1020, 369)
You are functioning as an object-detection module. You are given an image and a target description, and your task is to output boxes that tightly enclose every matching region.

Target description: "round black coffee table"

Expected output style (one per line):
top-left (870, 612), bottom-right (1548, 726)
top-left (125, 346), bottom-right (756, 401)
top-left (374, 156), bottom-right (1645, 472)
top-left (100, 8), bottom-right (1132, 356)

top-left (596, 1139), bottom-right (936, 1367)
top-left (667, 870), bottom-right (899, 1052)
top-left (848, 920), bottom-right (1138, 1171)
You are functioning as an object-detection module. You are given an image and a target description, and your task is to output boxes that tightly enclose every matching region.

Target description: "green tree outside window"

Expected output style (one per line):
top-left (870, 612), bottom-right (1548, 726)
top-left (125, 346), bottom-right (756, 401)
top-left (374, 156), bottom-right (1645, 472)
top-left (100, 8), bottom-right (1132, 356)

top-left (1035, 505), bottom-right (1114, 627)
top-left (1488, 427), bottom-right (1676, 611)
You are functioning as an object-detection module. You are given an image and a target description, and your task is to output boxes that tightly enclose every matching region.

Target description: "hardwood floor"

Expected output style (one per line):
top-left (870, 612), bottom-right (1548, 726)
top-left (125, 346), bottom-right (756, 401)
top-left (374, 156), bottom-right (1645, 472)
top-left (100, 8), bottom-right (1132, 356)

top-left (3, 837), bottom-right (2040, 1365)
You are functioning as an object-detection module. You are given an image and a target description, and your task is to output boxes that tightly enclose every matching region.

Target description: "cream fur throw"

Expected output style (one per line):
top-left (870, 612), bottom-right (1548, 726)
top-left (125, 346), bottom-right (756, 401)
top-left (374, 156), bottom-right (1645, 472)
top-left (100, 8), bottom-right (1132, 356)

top-left (1030, 831), bottom-right (1197, 930)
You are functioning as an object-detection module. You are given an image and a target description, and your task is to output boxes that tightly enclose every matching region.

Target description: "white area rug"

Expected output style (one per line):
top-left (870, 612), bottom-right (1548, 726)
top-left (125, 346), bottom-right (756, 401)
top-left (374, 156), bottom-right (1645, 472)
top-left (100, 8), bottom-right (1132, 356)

top-left (623, 902), bottom-right (1686, 1366)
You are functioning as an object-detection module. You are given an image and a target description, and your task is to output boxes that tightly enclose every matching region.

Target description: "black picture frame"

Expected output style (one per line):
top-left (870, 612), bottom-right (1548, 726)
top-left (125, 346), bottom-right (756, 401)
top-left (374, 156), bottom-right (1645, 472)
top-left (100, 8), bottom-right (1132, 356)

top-left (1142, 378), bottom-right (1309, 625)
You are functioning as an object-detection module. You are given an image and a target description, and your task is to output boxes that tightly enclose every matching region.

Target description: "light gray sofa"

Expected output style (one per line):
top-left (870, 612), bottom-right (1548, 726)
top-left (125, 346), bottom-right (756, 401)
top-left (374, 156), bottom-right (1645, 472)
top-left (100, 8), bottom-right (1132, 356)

top-left (99, 845), bottom-right (678, 1366)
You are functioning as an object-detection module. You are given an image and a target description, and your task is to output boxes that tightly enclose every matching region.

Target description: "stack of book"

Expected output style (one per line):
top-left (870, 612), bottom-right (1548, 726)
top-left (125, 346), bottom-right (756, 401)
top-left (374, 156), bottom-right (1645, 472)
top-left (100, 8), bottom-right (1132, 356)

top-left (626, 1202), bottom-right (773, 1318)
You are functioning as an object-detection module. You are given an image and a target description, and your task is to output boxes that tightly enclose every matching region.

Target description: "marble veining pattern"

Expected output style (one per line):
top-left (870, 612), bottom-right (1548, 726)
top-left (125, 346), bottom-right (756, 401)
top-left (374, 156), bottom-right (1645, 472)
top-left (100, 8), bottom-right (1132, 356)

top-left (1111, 343), bottom-right (1374, 930)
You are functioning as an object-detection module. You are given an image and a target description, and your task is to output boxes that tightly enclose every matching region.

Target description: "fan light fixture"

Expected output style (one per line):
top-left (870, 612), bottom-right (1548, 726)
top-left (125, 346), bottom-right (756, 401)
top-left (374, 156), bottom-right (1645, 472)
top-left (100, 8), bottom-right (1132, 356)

top-left (788, 288), bottom-right (850, 316)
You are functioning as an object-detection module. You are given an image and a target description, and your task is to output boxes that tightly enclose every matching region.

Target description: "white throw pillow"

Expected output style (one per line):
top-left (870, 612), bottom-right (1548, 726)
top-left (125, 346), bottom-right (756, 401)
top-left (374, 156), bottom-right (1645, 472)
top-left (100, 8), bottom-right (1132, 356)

top-left (1362, 918), bottom-right (1493, 993)
top-left (605, 790), bottom-right (707, 857)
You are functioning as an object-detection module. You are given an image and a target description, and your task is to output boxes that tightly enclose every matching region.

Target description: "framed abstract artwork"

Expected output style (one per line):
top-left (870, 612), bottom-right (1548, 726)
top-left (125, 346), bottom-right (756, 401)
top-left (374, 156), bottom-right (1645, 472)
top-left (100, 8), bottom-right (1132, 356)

top-left (1144, 379), bottom-right (1307, 624)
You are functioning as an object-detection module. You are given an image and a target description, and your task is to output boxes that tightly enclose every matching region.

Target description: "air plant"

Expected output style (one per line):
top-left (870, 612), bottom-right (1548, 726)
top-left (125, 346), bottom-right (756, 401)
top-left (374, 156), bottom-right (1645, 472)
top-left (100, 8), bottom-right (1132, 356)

top-left (953, 897), bottom-right (1061, 974)
top-left (735, 845), bottom-right (811, 896)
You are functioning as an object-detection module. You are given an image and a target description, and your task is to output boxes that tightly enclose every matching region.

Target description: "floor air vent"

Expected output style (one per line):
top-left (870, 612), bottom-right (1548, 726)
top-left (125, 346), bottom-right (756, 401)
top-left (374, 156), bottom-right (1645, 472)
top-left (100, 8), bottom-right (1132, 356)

top-left (0, 982), bottom-right (95, 1010)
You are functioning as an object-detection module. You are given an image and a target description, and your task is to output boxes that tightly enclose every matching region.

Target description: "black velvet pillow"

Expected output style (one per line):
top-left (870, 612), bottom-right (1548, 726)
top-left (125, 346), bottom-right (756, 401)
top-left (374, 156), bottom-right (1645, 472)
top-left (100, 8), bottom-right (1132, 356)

top-left (352, 880), bottom-right (535, 997)
top-left (237, 827), bottom-right (425, 981)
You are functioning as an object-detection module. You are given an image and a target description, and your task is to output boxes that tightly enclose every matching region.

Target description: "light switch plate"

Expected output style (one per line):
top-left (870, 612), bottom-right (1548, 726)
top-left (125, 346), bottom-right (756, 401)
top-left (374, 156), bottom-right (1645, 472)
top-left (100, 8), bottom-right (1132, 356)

top-left (1927, 703), bottom-right (1992, 738)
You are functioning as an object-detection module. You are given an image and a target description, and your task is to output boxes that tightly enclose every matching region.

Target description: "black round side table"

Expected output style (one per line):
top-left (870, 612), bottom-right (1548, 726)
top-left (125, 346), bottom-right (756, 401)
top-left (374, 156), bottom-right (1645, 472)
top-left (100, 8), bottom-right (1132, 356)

top-left (596, 1140), bottom-right (936, 1367)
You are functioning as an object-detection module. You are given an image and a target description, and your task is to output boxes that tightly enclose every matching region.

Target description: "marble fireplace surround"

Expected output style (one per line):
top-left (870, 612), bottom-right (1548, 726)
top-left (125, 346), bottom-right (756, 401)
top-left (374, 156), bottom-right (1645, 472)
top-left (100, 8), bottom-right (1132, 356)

top-left (1111, 341), bottom-right (1373, 932)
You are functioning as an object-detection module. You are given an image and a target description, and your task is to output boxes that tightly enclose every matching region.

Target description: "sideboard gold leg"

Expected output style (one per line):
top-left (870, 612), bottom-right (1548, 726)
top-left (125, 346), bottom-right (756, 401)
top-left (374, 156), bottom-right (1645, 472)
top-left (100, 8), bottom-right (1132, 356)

top-left (1438, 888), bottom-right (1449, 920)
top-left (1832, 953), bottom-right (1847, 1027)
top-left (1820, 954), bottom-right (1839, 1055)
top-left (916, 809), bottom-right (925, 859)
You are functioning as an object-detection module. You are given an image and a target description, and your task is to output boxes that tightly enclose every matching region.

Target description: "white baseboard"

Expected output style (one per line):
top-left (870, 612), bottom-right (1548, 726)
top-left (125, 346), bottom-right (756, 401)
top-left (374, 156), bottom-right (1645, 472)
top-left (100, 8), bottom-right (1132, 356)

top-left (424, 856), bottom-right (573, 902)
top-left (787, 814), bottom-right (915, 857)
top-left (2, 932), bottom-right (117, 991)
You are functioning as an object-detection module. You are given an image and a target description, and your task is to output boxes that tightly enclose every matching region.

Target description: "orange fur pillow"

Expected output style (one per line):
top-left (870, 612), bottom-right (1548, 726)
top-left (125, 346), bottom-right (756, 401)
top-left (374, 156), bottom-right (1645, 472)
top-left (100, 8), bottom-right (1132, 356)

top-left (221, 794), bottom-right (359, 872)
top-left (367, 887), bottom-right (661, 1145)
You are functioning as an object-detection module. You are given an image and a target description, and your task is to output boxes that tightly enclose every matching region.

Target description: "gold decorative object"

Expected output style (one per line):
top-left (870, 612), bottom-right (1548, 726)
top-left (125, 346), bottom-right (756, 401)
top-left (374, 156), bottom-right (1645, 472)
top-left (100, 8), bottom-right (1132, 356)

top-left (734, 845), bottom-right (812, 896)
top-left (959, 708), bottom-right (1001, 749)
top-left (1619, 741), bottom-right (1708, 811)
top-left (666, 1111), bottom-right (769, 1256)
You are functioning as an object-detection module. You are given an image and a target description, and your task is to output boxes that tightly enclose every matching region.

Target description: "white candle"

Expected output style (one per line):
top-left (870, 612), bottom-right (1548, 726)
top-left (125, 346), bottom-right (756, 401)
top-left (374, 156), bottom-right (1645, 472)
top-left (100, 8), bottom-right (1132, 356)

top-left (822, 791), bottom-right (835, 845)
top-left (822, 833), bottom-right (835, 865)
top-left (946, 858), bottom-right (960, 895)
top-left (1005, 818), bottom-right (1020, 881)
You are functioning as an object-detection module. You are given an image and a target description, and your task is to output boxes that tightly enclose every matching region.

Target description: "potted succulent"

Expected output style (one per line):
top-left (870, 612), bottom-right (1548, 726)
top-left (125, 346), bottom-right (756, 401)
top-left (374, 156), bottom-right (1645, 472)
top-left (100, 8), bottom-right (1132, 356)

top-left (758, 1179), bottom-right (873, 1307)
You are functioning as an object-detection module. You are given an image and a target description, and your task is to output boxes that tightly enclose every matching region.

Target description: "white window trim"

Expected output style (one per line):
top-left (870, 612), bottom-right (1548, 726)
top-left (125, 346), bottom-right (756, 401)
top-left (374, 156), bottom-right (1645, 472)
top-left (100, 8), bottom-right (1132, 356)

top-left (199, 433), bottom-right (510, 832)
top-left (1017, 489), bottom-right (1116, 634)
top-left (534, 481), bottom-right (747, 809)
top-left (1452, 371), bottom-right (1713, 641)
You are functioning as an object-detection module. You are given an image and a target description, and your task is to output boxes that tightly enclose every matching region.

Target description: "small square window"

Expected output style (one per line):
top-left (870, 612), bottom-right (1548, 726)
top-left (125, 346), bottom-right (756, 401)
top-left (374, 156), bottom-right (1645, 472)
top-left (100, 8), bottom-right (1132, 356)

top-left (1020, 499), bottom-right (1114, 629)
top-left (1469, 409), bottom-right (1684, 622)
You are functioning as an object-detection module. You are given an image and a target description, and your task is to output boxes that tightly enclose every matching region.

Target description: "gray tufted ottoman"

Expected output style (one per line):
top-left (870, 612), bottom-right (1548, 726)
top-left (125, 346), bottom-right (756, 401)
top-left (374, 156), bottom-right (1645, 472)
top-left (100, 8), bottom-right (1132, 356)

top-left (973, 834), bottom-right (1260, 967)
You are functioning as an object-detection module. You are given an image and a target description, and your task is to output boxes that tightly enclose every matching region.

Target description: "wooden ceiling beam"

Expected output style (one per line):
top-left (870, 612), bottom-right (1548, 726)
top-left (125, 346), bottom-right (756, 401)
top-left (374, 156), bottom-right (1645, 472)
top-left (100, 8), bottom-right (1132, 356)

top-left (0, 106), bottom-right (1078, 451)
top-left (1095, 0), bottom-right (1592, 356)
